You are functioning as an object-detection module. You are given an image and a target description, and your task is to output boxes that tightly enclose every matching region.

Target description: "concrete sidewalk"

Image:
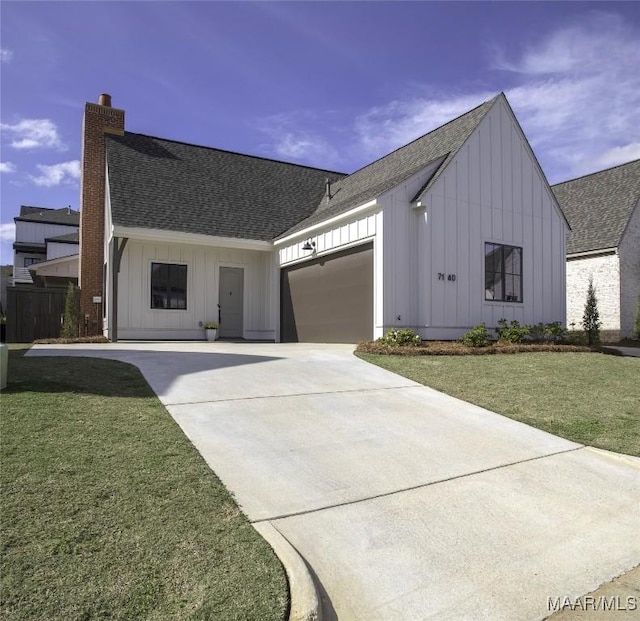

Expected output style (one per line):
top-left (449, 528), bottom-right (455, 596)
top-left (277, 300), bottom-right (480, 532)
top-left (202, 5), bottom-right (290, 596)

top-left (28, 342), bottom-right (640, 620)
top-left (603, 346), bottom-right (640, 358)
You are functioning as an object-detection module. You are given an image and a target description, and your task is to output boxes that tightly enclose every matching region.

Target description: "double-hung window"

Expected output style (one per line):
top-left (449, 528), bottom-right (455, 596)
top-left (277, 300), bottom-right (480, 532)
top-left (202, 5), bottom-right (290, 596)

top-left (150, 262), bottom-right (187, 309)
top-left (485, 243), bottom-right (522, 302)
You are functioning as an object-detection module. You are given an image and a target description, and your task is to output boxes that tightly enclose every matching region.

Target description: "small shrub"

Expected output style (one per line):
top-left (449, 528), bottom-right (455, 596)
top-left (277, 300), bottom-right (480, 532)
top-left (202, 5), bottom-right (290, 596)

top-left (529, 321), bottom-right (566, 343)
top-left (544, 321), bottom-right (566, 342)
top-left (582, 277), bottom-right (601, 346)
top-left (61, 282), bottom-right (79, 339)
top-left (378, 328), bottom-right (421, 347)
top-left (528, 323), bottom-right (546, 342)
top-left (495, 319), bottom-right (529, 343)
top-left (460, 323), bottom-right (491, 347)
top-left (204, 321), bottom-right (218, 329)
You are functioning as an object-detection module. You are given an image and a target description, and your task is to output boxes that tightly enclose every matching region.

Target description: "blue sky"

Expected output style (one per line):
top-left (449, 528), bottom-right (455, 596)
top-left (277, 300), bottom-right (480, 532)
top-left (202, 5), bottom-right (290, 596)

top-left (1, 1), bottom-right (639, 264)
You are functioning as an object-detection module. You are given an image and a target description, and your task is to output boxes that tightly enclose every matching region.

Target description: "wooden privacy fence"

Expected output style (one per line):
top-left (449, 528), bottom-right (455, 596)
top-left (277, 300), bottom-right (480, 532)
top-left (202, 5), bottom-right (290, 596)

top-left (5, 286), bottom-right (67, 343)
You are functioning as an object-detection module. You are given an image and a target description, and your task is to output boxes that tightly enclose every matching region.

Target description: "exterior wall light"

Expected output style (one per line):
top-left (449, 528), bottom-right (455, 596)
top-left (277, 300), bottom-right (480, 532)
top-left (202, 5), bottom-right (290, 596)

top-left (302, 239), bottom-right (316, 252)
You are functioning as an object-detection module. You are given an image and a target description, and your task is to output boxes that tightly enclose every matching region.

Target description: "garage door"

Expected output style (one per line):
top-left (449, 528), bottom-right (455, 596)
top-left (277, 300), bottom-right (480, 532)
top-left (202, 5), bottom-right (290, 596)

top-left (281, 242), bottom-right (373, 343)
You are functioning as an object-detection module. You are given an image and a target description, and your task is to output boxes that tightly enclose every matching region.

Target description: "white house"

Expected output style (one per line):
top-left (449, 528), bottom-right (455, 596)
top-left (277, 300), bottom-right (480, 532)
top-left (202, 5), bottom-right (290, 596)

top-left (12, 206), bottom-right (79, 287)
top-left (553, 159), bottom-right (640, 340)
top-left (80, 92), bottom-right (568, 342)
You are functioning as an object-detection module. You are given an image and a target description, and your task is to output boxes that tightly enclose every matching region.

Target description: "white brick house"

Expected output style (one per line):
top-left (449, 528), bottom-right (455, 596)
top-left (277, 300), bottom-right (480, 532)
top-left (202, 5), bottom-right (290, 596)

top-left (553, 160), bottom-right (640, 340)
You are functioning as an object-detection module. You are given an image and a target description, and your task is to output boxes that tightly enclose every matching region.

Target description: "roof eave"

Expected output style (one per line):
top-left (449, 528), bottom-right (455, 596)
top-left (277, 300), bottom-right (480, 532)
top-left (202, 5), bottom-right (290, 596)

top-left (112, 225), bottom-right (273, 251)
top-left (410, 154), bottom-right (450, 204)
top-left (567, 247), bottom-right (618, 258)
top-left (274, 198), bottom-right (380, 245)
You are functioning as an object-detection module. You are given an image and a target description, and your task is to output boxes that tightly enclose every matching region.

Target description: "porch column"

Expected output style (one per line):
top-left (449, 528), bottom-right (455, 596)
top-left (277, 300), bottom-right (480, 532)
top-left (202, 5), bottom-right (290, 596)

top-left (109, 237), bottom-right (128, 342)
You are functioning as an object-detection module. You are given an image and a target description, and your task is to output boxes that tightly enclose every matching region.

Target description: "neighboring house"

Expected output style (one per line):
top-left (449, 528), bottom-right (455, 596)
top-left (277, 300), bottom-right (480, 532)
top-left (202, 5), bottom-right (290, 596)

top-left (5, 206), bottom-right (80, 342)
top-left (12, 206), bottom-right (80, 287)
top-left (552, 159), bottom-right (640, 341)
top-left (80, 92), bottom-right (568, 342)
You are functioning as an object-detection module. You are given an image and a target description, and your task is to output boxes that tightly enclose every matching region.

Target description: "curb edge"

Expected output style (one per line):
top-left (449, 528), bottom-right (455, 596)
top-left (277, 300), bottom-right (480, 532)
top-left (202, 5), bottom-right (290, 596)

top-left (253, 521), bottom-right (322, 621)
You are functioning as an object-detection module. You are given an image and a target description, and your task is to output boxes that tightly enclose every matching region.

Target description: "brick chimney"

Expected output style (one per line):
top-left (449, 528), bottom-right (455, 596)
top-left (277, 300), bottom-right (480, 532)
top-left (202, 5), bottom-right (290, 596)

top-left (79, 94), bottom-right (125, 334)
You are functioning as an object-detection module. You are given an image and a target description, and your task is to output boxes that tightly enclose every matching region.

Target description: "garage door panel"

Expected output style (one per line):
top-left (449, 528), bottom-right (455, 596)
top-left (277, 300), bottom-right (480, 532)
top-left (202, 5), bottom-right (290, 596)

top-left (281, 243), bottom-right (373, 343)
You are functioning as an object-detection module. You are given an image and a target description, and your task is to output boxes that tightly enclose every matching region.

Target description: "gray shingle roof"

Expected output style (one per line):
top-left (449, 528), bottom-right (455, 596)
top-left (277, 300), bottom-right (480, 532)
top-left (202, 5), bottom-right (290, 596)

top-left (16, 206), bottom-right (79, 226)
top-left (106, 133), bottom-right (346, 241)
top-left (552, 159), bottom-right (640, 254)
top-left (46, 232), bottom-right (79, 243)
top-left (278, 95), bottom-right (499, 238)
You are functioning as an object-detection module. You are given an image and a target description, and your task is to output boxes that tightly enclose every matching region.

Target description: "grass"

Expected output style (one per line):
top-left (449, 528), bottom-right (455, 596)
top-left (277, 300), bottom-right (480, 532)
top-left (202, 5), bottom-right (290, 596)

top-left (357, 351), bottom-right (640, 457)
top-left (0, 347), bottom-right (287, 621)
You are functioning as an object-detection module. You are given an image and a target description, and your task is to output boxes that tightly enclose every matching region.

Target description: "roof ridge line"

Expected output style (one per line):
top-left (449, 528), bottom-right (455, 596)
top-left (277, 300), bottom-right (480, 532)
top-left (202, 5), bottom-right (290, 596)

top-left (114, 131), bottom-right (348, 177)
top-left (552, 158), bottom-right (640, 187)
top-left (20, 204), bottom-right (79, 212)
top-left (338, 93), bottom-right (500, 182)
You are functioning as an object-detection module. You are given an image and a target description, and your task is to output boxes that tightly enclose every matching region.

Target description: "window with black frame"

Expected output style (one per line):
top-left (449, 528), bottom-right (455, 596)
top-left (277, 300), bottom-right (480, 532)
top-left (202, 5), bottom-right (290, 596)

top-left (485, 243), bottom-right (522, 302)
top-left (23, 257), bottom-right (43, 267)
top-left (150, 263), bottom-right (187, 309)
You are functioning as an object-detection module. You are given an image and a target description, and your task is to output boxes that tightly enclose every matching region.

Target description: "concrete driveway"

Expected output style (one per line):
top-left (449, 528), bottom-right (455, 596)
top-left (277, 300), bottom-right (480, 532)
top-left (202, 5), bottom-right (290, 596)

top-left (28, 342), bottom-right (640, 620)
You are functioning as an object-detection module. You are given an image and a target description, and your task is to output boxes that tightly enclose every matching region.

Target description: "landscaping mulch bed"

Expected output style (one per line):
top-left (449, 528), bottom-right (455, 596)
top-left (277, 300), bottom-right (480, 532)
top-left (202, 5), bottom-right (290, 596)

top-left (33, 336), bottom-right (109, 344)
top-left (356, 340), bottom-right (594, 356)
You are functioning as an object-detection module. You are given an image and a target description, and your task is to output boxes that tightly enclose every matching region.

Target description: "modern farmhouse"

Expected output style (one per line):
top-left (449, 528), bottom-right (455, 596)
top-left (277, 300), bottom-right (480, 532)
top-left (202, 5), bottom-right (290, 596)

top-left (79, 92), bottom-right (569, 342)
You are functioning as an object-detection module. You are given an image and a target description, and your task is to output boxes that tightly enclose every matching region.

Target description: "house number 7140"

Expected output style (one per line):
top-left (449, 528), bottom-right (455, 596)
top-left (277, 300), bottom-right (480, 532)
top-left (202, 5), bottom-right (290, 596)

top-left (437, 273), bottom-right (456, 281)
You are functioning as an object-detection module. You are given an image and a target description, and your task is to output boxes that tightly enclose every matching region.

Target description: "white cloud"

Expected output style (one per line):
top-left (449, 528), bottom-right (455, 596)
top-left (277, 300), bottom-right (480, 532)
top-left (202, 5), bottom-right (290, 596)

top-left (494, 12), bottom-right (633, 76)
top-left (0, 222), bottom-right (16, 242)
top-left (254, 11), bottom-right (639, 182)
top-left (592, 143), bottom-right (640, 169)
top-left (0, 119), bottom-right (67, 150)
top-left (352, 11), bottom-right (640, 181)
top-left (257, 112), bottom-right (340, 168)
top-left (274, 132), bottom-right (337, 164)
top-left (354, 92), bottom-right (494, 161)
top-left (0, 49), bottom-right (13, 63)
top-left (30, 160), bottom-right (80, 187)
top-left (0, 162), bottom-right (16, 174)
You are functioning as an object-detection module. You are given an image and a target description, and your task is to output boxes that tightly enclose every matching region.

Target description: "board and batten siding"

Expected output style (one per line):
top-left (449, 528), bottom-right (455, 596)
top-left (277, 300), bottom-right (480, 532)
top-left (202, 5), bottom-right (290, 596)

top-left (278, 209), bottom-right (383, 336)
top-left (377, 158), bottom-right (445, 334)
top-left (278, 212), bottom-right (379, 266)
top-left (112, 240), bottom-right (276, 340)
top-left (383, 97), bottom-right (567, 340)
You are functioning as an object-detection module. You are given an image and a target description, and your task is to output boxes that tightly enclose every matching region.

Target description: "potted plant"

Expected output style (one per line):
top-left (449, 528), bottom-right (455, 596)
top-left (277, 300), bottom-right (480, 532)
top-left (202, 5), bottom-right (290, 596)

top-left (204, 321), bottom-right (218, 341)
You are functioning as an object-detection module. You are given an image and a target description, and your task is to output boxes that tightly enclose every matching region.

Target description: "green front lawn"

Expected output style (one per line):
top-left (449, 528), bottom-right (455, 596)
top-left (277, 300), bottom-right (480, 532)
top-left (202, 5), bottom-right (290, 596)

top-left (1, 348), bottom-right (287, 620)
top-left (357, 352), bottom-right (640, 456)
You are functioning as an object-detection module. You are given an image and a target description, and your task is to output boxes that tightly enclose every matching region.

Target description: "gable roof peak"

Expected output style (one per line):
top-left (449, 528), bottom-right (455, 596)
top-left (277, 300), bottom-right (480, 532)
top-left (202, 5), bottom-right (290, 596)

top-left (346, 93), bottom-right (501, 180)
top-left (552, 158), bottom-right (640, 254)
top-left (279, 93), bottom-right (499, 238)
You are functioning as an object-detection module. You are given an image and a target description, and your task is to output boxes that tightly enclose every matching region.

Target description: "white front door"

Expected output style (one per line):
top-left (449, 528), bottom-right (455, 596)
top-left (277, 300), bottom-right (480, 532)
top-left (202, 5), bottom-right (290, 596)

top-left (219, 267), bottom-right (244, 338)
